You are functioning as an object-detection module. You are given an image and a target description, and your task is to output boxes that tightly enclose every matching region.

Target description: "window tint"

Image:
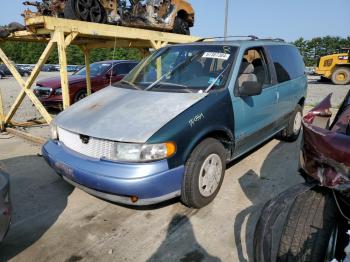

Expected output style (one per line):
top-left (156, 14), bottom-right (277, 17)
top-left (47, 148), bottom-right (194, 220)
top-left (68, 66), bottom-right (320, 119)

top-left (267, 45), bottom-right (305, 83)
top-left (114, 63), bottom-right (131, 75)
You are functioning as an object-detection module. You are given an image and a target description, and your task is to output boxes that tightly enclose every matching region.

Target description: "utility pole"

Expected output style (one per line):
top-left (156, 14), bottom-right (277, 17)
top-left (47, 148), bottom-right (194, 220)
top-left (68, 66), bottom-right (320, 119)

top-left (224, 0), bottom-right (229, 41)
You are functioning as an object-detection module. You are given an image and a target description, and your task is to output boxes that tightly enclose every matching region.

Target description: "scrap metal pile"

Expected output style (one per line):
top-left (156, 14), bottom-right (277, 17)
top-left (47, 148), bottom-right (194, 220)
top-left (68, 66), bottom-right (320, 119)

top-left (22, 0), bottom-right (194, 34)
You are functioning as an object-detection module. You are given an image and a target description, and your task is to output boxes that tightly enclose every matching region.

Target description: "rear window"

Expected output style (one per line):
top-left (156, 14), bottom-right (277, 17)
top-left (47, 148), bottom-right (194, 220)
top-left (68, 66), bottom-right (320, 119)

top-left (267, 45), bottom-right (305, 83)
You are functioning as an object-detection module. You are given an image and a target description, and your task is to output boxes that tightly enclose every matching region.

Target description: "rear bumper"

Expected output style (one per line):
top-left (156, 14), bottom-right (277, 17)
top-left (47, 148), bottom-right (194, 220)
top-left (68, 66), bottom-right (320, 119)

top-left (42, 140), bottom-right (185, 205)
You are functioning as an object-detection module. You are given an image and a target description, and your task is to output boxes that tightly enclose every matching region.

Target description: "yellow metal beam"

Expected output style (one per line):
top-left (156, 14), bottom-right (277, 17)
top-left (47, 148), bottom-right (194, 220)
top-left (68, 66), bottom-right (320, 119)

top-left (56, 30), bottom-right (70, 109)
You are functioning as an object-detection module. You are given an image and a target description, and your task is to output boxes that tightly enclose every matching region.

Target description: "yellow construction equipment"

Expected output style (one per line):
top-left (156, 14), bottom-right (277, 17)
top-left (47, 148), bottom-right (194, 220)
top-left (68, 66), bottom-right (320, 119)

top-left (315, 48), bottom-right (350, 85)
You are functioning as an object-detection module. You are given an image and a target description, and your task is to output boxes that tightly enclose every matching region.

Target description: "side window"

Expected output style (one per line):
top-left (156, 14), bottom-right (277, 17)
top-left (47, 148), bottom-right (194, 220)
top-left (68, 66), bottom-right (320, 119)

top-left (236, 47), bottom-right (271, 89)
top-left (267, 45), bottom-right (305, 83)
top-left (113, 63), bottom-right (130, 75)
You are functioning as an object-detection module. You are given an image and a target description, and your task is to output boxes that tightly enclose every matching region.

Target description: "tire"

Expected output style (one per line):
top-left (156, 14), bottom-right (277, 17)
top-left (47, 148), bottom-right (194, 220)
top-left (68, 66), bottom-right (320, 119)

top-left (64, 0), bottom-right (107, 23)
top-left (181, 138), bottom-right (226, 208)
top-left (173, 16), bottom-right (190, 35)
top-left (331, 67), bottom-right (350, 85)
top-left (74, 89), bottom-right (87, 103)
top-left (277, 188), bottom-right (339, 262)
top-left (278, 104), bottom-right (303, 142)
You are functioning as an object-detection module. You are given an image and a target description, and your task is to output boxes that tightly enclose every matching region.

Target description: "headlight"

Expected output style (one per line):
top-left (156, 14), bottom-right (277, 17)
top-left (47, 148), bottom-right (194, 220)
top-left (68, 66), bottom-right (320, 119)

top-left (55, 88), bottom-right (62, 95)
top-left (110, 142), bottom-right (176, 162)
top-left (50, 122), bottom-right (58, 140)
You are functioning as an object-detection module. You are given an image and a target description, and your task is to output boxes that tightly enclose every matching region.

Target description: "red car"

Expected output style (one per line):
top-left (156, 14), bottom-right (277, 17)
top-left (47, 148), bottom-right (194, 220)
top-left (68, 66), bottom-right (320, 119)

top-left (34, 60), bottom-right (138, 110)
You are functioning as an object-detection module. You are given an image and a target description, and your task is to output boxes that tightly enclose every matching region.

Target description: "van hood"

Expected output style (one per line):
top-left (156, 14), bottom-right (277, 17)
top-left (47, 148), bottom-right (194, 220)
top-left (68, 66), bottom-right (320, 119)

top-left (55, 86), bottom-right (207, 143)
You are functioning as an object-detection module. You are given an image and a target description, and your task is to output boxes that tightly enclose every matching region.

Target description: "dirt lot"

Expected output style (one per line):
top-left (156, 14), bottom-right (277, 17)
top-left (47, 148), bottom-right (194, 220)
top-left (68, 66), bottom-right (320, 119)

top-left (0, 73), bottom-right (349, 261)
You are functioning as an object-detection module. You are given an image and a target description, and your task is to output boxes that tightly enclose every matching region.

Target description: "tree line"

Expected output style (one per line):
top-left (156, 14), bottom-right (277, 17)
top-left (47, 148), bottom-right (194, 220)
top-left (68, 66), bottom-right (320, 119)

top-left (292, 36), bottom-right (350, 66)
top-left (0, 36), bottom-right (349, 67)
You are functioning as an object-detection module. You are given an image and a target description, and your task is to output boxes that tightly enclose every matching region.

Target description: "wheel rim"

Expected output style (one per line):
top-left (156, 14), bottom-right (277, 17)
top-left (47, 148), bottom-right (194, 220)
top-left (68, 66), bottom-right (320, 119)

top-left (336, 72), bottom-right (346, 82)
top-left (198, 154), bottom-right (223, 197)
top-left (325, 226), bottom-right (338, 261)
top-left (76, 92), bottom-right (87, 101)
top-left (293, 111), bottom-right (302, 134)
top-left (76, 0), bottom-right (102, 22)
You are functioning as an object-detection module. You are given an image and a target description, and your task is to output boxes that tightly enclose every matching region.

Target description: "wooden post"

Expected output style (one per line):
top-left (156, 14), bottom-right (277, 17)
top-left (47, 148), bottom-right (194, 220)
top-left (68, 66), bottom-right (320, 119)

top-left (0, 88), bottom-right (4, 131)
top-left (57, 30), bottom-right (70, 109)
top-left (83, 48), bottom-right (92, 96)
top-left (0, 40), bottom-right (55, 124)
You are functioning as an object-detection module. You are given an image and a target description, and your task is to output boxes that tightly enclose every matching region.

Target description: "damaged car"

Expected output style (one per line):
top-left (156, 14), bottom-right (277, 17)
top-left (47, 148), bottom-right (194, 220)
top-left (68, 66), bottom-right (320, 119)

top-left (42, 39), bottom-right (307, 208)
top-left (23, 0), bottom-right (195, 35)
top-left (254, 90), bottom-right (350, 262)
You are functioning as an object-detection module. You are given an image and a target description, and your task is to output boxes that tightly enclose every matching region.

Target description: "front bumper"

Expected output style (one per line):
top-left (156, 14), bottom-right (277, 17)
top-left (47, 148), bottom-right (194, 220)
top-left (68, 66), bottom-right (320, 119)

top-left (42, 140), bottom-right (185, 205)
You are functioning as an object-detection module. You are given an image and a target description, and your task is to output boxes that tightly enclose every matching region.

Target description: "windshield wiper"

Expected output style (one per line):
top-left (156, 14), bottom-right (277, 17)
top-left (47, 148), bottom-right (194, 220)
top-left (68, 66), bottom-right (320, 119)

top-left (120, 80), bottom-right (141, 90)
top-left (144, 51), bottom-right (204, 91)
top-left (204, 63), bottom-right (231, 93)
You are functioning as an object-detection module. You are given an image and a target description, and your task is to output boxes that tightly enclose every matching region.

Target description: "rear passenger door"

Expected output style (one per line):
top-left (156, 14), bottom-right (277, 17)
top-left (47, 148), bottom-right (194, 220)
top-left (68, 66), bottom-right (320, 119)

top-left (266, 45), bottom-right (306, 127)
top-left (233, 47), bottom-right (279, 157)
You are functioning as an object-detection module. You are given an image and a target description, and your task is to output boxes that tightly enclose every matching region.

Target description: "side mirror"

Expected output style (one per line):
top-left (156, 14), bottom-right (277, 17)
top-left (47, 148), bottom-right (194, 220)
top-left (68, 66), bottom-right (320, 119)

top-left (238, 74), bottom-right (262, 97)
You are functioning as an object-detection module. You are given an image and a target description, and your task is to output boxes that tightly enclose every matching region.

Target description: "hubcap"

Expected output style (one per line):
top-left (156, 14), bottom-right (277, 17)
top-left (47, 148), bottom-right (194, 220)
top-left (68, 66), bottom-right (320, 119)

top-left (198, 154), bottom-right (223, 197)
top-left (336, 72), bottom-right (346, 82)
top-left (293, 111), bottom-right (302, 134)
top-left (76, 0), bottom-right (102, 22)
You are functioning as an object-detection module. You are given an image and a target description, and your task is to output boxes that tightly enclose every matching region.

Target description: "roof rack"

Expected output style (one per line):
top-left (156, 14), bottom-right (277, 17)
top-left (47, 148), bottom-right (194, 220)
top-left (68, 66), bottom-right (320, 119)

top-left (258, 38), bottom-right (285, 42)
top-left (195, 35), bottom-right (259, 42)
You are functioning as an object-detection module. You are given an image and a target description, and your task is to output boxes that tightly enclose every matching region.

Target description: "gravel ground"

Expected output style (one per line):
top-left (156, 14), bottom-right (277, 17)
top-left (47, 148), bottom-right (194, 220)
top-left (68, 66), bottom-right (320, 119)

top-left (0, 73), bottom-right (349, 138)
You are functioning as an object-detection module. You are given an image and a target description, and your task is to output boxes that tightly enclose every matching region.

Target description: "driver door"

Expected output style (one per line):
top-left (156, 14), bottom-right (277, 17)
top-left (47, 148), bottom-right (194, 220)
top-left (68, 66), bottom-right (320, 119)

top-left (232, 47), bottom-right (279, 157)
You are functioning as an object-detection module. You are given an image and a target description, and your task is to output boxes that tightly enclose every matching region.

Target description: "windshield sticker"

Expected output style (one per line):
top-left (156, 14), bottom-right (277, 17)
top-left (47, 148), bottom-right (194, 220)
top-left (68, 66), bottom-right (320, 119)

top-left (208, 77), bottom-right (221, 86)
top-left (203, 52), bottom-right (230, 60)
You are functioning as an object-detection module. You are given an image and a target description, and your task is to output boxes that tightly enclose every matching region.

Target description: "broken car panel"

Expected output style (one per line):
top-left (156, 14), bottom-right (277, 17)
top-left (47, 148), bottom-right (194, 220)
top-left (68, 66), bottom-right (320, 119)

top-left (301, 90), bottom-right (350, 194)
top-left (42, 40), bottom-right (307, 207)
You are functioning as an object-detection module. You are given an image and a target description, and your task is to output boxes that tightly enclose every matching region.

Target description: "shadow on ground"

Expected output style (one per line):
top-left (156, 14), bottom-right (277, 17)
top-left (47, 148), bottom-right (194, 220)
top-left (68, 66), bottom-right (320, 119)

top-left (0, 155), bottom-right (73, 261)
top-left (233, 139), bottom-right (303, 262)
top-left (147, 214), bottom-right (221, 262)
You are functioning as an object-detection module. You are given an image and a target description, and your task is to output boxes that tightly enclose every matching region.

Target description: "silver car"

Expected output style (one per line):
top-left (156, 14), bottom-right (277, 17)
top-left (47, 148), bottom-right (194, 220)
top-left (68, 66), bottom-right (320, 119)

top-left (0, 170), bottom-right (11, 241)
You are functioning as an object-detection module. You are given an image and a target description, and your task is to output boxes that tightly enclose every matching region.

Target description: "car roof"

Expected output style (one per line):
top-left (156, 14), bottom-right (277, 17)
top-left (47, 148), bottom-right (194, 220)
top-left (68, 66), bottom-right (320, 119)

top-left (94, 60), bottom-right (138, 64)
top-left (170, 39), bottom-right (295, 49)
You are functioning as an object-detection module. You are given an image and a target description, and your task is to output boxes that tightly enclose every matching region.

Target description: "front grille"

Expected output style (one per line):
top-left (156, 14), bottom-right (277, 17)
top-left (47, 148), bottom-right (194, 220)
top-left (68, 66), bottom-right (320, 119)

top-left (34, 87), bottom-right (52, 98)
top-left (58, 127), bottom-right (115, 159)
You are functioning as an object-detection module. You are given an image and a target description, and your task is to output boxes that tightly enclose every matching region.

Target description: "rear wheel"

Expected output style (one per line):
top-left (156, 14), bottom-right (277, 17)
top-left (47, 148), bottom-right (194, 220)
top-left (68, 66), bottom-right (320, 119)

top-left (331, 67), bottom-right (350, 85)
top-left (278, 104), bottom-right (303, 142)
top-left (181, 138), bottom-right (226, 208)
top-left (173, 16), bottom-right (190, 35)
top-left (64, 0), bottom-right (107, 23)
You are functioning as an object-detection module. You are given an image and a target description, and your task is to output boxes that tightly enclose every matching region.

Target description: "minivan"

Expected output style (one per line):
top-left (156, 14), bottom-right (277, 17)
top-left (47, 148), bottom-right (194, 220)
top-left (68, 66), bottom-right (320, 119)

top-left (43, 39), bottom-right (307, 208)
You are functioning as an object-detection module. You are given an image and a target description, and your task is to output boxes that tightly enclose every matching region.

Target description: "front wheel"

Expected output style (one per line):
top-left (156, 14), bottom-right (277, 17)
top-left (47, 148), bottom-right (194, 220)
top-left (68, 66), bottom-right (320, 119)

top-left (331, 67), bottom-right (350, 85)
top-left (181, 138), bottom-right (226, 208)
top-left (74, 89), bottom-right (87, 103)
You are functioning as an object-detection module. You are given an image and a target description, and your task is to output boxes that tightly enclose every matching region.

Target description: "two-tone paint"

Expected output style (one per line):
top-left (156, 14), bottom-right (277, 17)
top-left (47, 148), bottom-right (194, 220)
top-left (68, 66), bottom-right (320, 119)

top-left (43, 40), bottom-right (307, 205)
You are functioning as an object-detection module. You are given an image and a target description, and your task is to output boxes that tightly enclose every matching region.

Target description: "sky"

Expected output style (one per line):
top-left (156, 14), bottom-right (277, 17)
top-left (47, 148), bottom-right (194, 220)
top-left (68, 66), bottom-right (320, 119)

top-left (1, 0), bottom-right (349, 42)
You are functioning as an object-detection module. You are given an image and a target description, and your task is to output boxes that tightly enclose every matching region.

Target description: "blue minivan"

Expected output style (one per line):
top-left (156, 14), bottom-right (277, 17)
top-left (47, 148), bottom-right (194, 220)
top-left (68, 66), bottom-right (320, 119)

top-left (43, 39), bottom-right (307, 208)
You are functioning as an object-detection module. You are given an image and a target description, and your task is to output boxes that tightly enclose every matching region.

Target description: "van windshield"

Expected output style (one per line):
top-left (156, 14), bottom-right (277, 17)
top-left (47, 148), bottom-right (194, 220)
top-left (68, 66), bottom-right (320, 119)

top-left (116, 45), bottom-right (237, 93)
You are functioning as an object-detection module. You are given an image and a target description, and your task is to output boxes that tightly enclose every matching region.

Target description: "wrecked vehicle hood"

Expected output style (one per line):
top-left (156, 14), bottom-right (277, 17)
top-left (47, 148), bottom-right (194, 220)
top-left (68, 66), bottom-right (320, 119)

top-left (301, 91), bottom-right (350, 193)
top-left (55, 86), bottom-right (207, 143)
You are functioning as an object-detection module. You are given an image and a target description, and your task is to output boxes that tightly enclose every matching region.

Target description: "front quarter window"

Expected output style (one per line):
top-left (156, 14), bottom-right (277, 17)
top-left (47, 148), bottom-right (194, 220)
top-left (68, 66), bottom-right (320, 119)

top-left (117, 45), bottom-right (238, 93)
